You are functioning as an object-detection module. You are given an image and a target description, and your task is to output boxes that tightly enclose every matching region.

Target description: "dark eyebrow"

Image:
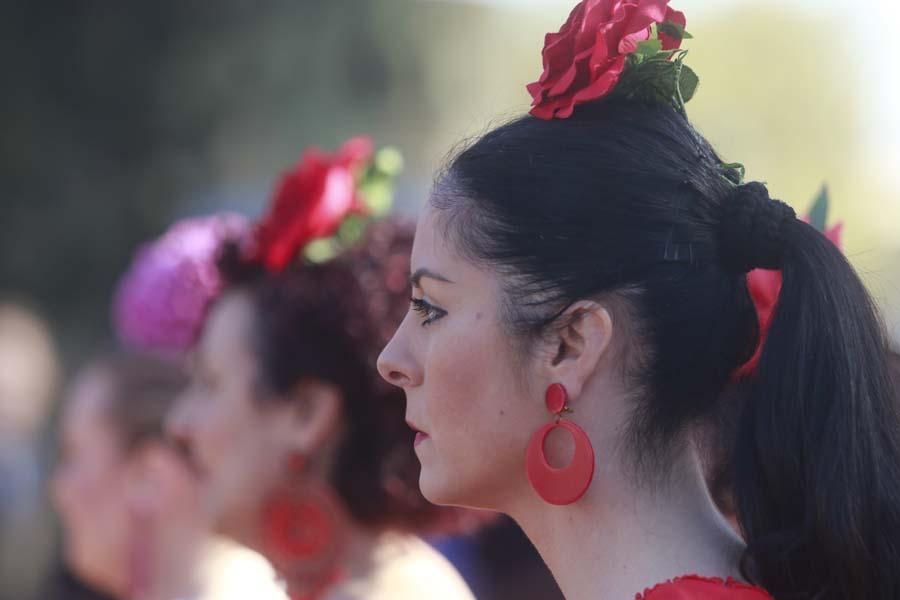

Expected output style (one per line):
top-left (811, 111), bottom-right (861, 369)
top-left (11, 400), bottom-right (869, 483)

top-left (410, 268), bottom-right (453, 288)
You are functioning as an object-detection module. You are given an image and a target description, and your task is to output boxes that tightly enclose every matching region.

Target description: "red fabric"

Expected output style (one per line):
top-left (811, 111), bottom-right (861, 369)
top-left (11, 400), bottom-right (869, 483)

top-left (636, 575), bottom-right (772, 599)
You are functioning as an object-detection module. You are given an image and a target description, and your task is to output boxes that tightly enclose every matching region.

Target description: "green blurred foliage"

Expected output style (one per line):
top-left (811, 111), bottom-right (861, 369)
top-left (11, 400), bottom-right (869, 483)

top-left (0, 0), bottom-right (432, 355)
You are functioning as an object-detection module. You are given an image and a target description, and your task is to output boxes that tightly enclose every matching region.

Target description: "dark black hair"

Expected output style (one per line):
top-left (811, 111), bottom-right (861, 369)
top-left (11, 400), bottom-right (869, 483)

top-left (433, 99), bottom-right (900, 599)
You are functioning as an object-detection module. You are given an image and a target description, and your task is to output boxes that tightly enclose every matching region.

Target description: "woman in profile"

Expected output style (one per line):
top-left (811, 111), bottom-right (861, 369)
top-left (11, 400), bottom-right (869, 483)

top-left (168, 138), bottom-right (479, 600)
top-left (376, 1), bottom-right (900, 598)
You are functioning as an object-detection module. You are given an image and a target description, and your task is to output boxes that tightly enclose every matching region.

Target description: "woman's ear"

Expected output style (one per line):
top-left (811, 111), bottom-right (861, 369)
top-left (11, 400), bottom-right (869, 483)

top-left (543, 300), bottom-right (614, 401)
top-left (274, 380), bottom-right (343, 456)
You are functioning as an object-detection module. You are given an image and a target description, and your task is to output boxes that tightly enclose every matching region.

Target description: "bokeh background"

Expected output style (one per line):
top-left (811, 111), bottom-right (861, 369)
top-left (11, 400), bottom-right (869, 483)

top-left (1, 0), bottom-right (897, 599)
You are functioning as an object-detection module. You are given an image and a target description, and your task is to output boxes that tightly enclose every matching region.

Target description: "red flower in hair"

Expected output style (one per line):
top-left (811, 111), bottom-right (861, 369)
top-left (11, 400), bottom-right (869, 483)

top-left (254, 137), bottom-right (374, 272)
top-left (527, 0), bottom-right (687, 120)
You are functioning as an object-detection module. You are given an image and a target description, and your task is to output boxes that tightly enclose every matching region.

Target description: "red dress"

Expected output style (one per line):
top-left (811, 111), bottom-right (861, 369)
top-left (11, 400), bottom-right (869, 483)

top-left (636, 575), bottom-right (772, 599)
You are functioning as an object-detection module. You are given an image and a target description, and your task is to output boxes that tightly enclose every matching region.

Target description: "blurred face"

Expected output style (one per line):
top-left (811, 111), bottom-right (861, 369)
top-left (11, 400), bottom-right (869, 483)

top-left (377, 207), bottom-right (549, 511)
top-left (52, 367), bottom-right (129, 596)
top-left (167, 291), bottom-right (295, 547)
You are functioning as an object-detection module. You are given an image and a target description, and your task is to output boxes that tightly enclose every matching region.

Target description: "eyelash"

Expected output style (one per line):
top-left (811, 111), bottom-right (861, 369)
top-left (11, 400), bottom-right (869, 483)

top-left (410, 297), bottom-right (447, 327)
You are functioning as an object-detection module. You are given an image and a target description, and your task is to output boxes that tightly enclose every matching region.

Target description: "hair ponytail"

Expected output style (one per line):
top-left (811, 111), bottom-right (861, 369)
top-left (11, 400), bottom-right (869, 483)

top-left (732, 211), bottom-right (900, 599)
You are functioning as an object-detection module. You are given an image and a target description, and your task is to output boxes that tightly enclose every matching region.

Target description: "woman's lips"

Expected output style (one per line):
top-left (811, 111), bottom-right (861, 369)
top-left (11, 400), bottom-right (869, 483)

top-left (407, 421), bottom-right (430, 446)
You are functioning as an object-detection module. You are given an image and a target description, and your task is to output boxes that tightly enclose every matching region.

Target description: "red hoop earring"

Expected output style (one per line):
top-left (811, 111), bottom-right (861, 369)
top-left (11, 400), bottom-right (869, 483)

top-left (261, 454), bottom-right (345, 599)
top-left (526, 383), bottom-right (595, 505)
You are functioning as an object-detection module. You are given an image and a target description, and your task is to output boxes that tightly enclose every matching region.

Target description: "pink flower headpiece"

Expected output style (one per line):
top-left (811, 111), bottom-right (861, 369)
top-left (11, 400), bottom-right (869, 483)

top-left (113, 137), bottom-right (402, 354)
top-left (113, 213), bottom-right (249, 354)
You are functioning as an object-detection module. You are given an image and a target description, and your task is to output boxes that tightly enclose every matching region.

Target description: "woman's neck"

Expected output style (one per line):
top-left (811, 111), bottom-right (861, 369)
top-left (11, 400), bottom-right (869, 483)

top-left (139, 508), bottom-right (206, 600)
top-left (280, 511), bottom-right (384, 600)
top-left (509, 444), bottom-right (745, 600)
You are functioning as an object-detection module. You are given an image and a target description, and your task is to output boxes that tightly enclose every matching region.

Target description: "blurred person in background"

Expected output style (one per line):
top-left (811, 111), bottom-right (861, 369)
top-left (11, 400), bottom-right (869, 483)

top-left (168, 138), bottom-right (480, 600)
top-left (50, 352), bottom-right (287, 600)
top-left (64, 213), bottom-right (292, 600)
top-left (0, 301), bottom-right (60, 600)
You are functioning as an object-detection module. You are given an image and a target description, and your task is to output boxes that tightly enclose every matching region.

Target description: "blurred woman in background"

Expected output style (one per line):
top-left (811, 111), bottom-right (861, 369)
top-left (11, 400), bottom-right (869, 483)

top-left (168, 138), bottom-right (480, 600)
top-left (51, 353), bottom-right (287, 600)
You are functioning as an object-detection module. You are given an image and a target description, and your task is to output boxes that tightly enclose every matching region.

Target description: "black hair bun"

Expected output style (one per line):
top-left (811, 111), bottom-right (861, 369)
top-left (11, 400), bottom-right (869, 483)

top-left (718, 181), bottom-right (796, 273)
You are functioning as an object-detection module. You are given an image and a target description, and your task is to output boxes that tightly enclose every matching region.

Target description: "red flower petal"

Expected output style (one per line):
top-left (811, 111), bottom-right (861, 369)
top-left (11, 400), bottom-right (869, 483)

top-left (306, 167), bottom-right (356, 238)
top-left (825, 222), bottom-right (843, 248)
top-left (527, 0), bottom-right (685, 120)
top-left (529, 101), bottom-right (559, 120)
top-left (548, 62), bottom-right (581, 97)
top-left (571, 54), bottom-right (626, 100)
top-left (631, 0), bottom-right (669, 25)
top-left (659, 7), bottom-right (687, 50)
top-left (734, 268), bottom-right (783, 378)
top-left (618, 27), bottom-right (651, 54)
top-left (252, 138), bottom-right (372, 271)
top-left (336, 136), bottom-right (374, 168)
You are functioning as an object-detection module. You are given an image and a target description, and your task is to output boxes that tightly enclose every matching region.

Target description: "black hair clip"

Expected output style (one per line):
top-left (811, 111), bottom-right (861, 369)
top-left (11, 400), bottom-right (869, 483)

top-left (659, 241), bottom-right (712, 265)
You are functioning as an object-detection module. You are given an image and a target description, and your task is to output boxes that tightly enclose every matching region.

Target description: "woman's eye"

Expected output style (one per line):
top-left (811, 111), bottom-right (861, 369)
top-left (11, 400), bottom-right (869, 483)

top-left (410, 297), bottom-right (447, 327)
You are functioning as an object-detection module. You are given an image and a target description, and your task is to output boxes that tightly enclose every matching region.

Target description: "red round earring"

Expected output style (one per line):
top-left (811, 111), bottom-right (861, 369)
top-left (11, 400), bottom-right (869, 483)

top-left (526, 383), bottom-right (595, 505)
top-left (261, 454), bottom-right (345, 599)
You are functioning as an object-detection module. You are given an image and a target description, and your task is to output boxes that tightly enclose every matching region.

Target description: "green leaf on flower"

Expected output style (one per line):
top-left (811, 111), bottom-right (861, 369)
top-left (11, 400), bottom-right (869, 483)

top-left (337, 214), bottom-right (367, 245)
top-left (358, 147), bottom-right (402, 217)
top-left (304, 238), bottom-right (339, 263)
top-left (636, 39), bottom-right (662, 58)
top-left (807, 184), bottom-right (830, 232)
top-left (374, 146), bottom-right (404, 176)
top-left (617, 59), bottom-right (679, 106)
top-left (654, 49), bottom-right (679, 60)
top-left (658, 20), bottom-right (692, 42)
top-left (720, 162), bottom-right (746, 184)
top-left (359, 177), bottom-right (395, 217)
top-left (678, 63), bottom-right (699, 103)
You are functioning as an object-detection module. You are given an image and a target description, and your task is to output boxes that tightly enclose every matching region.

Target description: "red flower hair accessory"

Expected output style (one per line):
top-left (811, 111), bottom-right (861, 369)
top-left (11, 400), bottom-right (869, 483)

top-left (527, 0), bottom-right (695, 120)
top-left (252, 137), bottom-right (403, 272)
top-left (735, 187), bottom-right (844, 378)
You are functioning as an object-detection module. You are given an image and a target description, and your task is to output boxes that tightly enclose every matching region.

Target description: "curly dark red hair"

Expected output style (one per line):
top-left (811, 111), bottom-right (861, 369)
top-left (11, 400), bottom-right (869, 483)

top-left (216, 217), bottom-right (488, 534)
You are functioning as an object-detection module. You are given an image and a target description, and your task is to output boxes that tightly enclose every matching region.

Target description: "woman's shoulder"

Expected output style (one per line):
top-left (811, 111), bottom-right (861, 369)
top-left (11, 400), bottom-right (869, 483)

top-left (636, 576), bottom-right (772, 600)
top-left (196, 537), bottom-right (288, 600)
top-left (328, 534), bottom-right (475, 600)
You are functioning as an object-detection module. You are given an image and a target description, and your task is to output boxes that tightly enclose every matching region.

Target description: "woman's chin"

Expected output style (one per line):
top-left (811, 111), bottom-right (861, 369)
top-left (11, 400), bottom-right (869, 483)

top-left (418, 468), bottom-right (453, 506)
top-left (419, 468), bottom-right (477, 509)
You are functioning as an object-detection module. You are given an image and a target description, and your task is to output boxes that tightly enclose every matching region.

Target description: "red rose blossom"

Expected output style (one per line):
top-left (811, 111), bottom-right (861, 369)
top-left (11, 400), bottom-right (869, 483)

top-left (527, 0), bottom-right (686, 120)
top-left (254, 137), bottom-right (374, 272)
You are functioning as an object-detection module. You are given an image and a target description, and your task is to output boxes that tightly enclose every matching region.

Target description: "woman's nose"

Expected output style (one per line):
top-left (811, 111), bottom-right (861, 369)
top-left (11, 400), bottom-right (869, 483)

top-left (377, 326), bottom-right (420, 389)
